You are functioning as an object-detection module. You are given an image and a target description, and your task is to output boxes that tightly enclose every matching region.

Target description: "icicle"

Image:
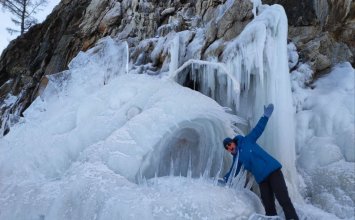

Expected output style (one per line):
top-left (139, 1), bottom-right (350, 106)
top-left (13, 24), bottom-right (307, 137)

top-left (226, 77), bottom-right (233, 107)
top-left (125, 41), bottom-right (129, 74)
top-left (142, 176), bottom-right (148, 187)
top-left (137, 167), bottom-right (143, 185)
top-left (203, 150), bottom-right (213, 179)
top-left (226, 153), bottom-right (239, 187)
top-left (154, 171), bottom-right (158, 186)
top-left (187, 151), bottom-right (192, 179)
top-left (210, 66), bottom-right (216, 99)
top-left (250, 0), bottom-right (262, 17)
top-left (169, 34), bottom-right (179, 76)
top-left (213, 156), bottom-right (225, 186)
top-left (169, 59), bottom-right (240, 94)
top-left (191, 63), bottom-right (196, 90)
top-left (244, 175), bottom-right (255, 190)
top-left (201, 65), bottom-right (206, 95)
top-left (169, 156), bottom-right (174, 176)
top-left (231, 168), bottom-right (246, 190)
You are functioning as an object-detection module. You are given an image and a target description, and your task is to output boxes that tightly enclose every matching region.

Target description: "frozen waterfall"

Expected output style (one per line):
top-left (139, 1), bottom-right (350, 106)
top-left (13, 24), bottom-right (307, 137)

top-left (0, 37), bottom-right (262, 220)
top-left (171, 4), bottom-right (299, 198)
top-left (0, 2), bottom-right (351, 220)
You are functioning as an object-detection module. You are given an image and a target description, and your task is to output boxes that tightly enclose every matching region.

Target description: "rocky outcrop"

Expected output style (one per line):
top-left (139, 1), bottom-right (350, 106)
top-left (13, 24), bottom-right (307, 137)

top-left (264, 0), bottom-right (354, 73)
top-left (0, 0), bottom-right (353, 134)
top-left (0, 0), bottom-right (93, 134)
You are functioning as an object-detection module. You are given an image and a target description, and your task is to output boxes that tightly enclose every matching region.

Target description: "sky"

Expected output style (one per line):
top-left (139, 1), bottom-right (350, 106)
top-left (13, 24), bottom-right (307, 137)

top-left (0, 0), bottom-right (61, 54)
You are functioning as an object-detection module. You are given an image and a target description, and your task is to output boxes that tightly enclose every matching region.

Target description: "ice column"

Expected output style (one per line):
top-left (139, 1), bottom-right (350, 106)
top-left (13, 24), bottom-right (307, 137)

top-left (223, 5), bottom-right (299, 198)
top-left (169, 34), bottom-right (180, 75)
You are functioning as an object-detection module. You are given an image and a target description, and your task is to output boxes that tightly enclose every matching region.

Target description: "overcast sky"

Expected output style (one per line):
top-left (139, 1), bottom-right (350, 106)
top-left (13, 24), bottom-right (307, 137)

top-left (0, 0), bottom-right (61, 54)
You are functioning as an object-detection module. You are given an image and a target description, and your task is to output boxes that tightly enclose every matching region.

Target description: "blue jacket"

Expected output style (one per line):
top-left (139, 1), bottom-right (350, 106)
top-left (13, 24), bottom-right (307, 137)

top-left (223, 116), bottom-right (281, 184)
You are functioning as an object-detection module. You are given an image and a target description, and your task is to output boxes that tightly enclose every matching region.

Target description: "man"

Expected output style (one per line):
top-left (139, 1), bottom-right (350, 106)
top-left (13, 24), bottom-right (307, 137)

top-left (222, 104), bottom-right (299, 220)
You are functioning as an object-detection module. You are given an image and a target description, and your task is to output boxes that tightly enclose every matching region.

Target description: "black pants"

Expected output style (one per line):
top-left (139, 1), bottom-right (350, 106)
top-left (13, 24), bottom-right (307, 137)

top-left (259, 169), bottom-right (299, 220)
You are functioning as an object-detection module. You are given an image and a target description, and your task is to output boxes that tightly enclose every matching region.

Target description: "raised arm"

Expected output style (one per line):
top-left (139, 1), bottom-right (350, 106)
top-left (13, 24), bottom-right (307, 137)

top-left (245, 104), bottom-right (274, 142)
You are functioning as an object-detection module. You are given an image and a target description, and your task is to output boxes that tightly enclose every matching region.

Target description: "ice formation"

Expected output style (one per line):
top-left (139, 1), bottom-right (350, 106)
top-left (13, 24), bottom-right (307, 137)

top-left (0, 37), bottom-right (254, 220)
top-left (172, 4), bottom-right (299, 198)
top-left (0, 1), bottom-right (353, 220)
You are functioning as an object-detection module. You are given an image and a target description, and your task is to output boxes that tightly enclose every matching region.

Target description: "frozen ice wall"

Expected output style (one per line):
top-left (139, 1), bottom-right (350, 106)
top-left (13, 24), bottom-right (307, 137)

top-left (293, 62), bottom-right (355, 219)
top-left (171, 4), bottom-right (299, 197)
top-left (223, 4), bottom-right (299, 197)
top-left (0, 37), bottom-right (260, 220)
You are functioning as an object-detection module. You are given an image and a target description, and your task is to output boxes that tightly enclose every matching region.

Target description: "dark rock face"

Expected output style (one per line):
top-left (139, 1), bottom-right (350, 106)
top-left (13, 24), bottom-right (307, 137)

top-left (264, 0), bottom-right (354, 72)
top-left (0, 0), bottom-right (353, 134)
top-left (0, 0), bottom-right (93, 133)
top-left (263, 0), bottom-right (318, 26)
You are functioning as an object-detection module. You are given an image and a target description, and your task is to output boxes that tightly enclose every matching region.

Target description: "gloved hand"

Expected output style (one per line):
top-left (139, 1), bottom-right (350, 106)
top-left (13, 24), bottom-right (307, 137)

top-left (263, 104), bottom-right (274, 118)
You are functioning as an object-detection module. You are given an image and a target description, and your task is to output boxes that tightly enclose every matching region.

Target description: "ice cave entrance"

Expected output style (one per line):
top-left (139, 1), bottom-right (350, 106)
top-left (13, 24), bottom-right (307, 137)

top-left (139, 60), bottom-right (242, 183)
